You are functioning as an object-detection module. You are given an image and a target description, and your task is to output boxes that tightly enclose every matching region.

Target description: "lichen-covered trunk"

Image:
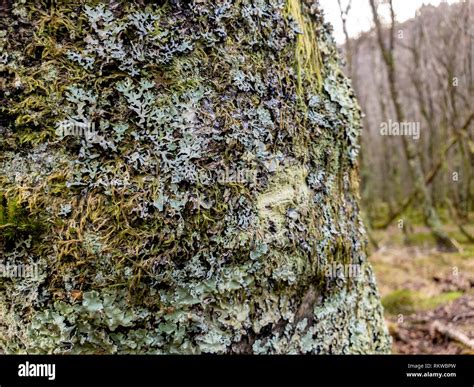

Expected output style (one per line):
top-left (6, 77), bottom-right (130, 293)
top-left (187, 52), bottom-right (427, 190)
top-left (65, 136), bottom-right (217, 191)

top-left (0, 0), bottom-right (390, 354)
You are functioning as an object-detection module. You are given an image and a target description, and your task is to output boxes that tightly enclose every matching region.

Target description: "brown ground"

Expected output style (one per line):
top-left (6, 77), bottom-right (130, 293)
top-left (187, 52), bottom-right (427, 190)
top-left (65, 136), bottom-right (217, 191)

top-left (369, 225), bottom-right (474, 354)
top-left (387, 295), bottom-right (474, 354)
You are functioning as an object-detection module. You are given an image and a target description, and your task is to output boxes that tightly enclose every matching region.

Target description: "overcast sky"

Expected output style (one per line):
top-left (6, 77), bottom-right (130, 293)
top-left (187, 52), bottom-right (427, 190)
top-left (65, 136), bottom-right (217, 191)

top-left (319, 0), bottom-right (462, 44)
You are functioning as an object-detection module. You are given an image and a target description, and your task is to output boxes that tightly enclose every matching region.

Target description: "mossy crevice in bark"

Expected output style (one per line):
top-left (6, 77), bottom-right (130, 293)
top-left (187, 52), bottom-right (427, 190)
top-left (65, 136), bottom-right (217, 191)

top-left (285, 0), bottom-right (323, 96)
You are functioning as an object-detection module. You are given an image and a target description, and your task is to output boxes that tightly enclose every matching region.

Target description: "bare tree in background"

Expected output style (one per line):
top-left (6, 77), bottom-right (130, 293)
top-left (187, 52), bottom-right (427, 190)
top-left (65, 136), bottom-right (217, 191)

top-left (337, 0), bottom-right (353, 77)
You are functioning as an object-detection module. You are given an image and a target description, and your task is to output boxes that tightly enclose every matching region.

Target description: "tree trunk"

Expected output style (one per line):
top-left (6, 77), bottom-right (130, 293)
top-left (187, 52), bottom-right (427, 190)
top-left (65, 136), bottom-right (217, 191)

top-left (0, 0), bottom-right (390, 354)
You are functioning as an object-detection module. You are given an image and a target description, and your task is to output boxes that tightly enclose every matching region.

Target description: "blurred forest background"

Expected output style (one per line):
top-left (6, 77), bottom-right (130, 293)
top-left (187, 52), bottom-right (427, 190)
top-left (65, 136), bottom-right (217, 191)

top-left (328, 0), bottom-right (474, 353)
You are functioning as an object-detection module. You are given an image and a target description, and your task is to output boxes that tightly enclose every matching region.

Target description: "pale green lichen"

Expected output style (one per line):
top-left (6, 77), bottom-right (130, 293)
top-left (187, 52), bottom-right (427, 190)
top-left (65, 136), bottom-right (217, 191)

top-left (257, 165), bottom-right (311, 239)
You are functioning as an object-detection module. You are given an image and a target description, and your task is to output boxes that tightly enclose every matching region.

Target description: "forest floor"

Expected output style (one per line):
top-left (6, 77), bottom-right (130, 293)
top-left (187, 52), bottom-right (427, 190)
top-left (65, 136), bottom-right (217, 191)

top-left (369, 224), bottom-right (474, 354)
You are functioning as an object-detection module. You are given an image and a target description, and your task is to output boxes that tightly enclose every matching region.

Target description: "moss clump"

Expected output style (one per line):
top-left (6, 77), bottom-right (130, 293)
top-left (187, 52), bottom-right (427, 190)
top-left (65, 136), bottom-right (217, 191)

top-left (285, 0), bottom-right (323, 97)
top-left (382, 289), bottom-right (463, 315)
top-left (405, 231), bottom-right (436, 246)
top-left (0, 193), bottom-right (45, 245)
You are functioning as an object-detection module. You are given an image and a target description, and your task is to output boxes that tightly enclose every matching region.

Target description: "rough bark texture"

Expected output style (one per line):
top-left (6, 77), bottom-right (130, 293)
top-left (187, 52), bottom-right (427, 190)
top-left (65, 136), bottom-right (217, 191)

top-left (0, 0), bottom-right (390, 354)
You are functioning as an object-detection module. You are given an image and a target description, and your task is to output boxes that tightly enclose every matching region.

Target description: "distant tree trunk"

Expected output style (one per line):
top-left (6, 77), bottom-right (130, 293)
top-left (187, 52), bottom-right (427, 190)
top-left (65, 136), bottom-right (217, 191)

top-left (369, 0), bottom-right (460, 252)
top-left (337, 0), bottom-right (353, 77)
top-left (373, 47), bottom-right (396, 214)
top-left (0, 0), bottom-right (391, 354)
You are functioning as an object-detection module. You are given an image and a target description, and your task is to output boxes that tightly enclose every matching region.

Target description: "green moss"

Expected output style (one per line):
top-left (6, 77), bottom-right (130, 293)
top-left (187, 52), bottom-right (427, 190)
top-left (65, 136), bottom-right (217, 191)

top-left (458, 244), bottom-right (474, 259)
top-left (382, 289), bottom-right (463, 315)
top-left (405, 231), bottom-right (436, 246)
top-left (0, 193), bottom-right (45, 243)
top-left (285, 0), bottom-right (323, 96)
top-left (423, 292), bottom-right (463, 308)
